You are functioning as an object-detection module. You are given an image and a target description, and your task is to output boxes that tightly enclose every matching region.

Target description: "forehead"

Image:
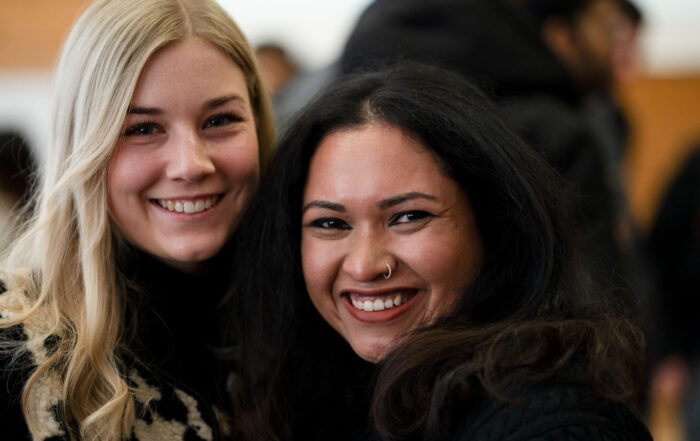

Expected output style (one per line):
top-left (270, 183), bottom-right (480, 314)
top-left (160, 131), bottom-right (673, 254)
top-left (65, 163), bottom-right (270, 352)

top-left (304, 124), bottom-right (456, 201)
top-left (131, 37), bottom-right (248, 104)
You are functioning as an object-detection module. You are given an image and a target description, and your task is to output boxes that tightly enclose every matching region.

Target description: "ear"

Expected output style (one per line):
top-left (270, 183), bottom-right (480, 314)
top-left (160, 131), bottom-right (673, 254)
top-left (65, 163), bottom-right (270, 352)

top-left (541, 17), bottom-right (575, 62)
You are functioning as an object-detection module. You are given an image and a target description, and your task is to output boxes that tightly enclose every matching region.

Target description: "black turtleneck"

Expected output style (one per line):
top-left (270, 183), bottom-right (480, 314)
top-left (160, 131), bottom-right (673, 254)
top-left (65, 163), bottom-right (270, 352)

top-left (119, 245), bottom-right (233, 408)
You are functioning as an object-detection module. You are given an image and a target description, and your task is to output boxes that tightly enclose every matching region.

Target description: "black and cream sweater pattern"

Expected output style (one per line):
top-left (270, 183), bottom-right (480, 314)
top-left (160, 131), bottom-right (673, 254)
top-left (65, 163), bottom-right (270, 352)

top-left (0, 282), bottom-right (221, 441)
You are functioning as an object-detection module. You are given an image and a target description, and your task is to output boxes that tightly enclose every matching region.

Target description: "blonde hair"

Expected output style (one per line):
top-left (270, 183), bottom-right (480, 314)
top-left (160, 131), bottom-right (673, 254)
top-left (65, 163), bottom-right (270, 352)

top-left (0, 0), bottom-right (274, 439)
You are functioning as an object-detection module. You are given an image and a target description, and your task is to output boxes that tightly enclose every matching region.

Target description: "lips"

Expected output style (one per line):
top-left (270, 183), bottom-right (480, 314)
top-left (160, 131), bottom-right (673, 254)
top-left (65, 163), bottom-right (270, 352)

top-left (154, 195), bottom-right (220, 214)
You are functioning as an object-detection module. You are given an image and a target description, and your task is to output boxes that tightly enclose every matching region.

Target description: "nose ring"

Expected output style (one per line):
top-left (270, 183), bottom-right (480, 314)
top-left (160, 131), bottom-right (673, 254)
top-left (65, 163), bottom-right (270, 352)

top-left (383, 262), bottom-right (392, 280)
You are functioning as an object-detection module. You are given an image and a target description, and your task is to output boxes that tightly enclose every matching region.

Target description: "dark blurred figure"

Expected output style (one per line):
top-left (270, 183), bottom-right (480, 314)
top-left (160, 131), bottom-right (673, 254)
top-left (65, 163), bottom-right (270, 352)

top-left (648, 146), bottom-right (700, 439)
top-left (340, 0), bottom-right (643, 303)
top-left (0, 131), bottom-right (36, 247)
top-left (255, 43), bottom-right (340, 135)
top-left (523, 0), bottom-right (653, 342)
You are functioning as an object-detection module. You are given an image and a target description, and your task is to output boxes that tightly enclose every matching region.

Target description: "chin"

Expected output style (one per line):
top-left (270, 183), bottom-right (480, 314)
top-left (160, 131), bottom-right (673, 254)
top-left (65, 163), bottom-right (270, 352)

top-left (351, 338), bottom-right (395, 364)
top-left (166, 235), bottom-right (229, 263)
top-left (158, 244), bottom-right (223, 273)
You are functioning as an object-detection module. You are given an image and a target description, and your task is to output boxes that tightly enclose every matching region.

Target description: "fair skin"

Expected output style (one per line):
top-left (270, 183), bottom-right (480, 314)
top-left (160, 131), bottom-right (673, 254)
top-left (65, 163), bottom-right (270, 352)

top-left (108, 37), bottom-right (259, 274)
top-left (301, 123), bottom-right (483, 362)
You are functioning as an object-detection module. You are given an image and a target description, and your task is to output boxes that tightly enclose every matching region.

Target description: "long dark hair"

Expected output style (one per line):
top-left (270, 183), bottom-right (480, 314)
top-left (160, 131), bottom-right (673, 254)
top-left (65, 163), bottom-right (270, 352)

top-left (227, 64), bottom-right (644, 441)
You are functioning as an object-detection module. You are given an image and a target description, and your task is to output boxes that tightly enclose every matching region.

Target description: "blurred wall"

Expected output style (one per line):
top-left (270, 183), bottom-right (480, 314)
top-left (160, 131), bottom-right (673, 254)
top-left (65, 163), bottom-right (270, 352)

top-left (0, 0), bottom-right (89, 68)
top-left (620, 76), bottom-right (700, 230)
top-left (0, 0), bottom-right (89, 156)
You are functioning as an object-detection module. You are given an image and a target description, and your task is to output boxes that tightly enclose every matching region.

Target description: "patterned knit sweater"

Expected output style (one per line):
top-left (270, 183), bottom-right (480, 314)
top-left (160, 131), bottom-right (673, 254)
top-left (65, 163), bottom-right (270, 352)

top-left (0, 250), bottom-right (231, 441)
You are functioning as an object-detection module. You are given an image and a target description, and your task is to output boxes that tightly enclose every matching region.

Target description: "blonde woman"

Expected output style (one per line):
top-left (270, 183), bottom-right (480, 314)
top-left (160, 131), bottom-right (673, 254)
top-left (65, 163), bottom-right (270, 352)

top-left (0, 0), bottom-right (273, 440)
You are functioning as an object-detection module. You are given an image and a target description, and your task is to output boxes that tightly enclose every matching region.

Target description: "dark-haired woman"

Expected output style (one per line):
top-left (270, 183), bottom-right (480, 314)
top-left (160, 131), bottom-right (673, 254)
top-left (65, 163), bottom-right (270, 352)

top-left (228, 64), bottom-right (651, 441)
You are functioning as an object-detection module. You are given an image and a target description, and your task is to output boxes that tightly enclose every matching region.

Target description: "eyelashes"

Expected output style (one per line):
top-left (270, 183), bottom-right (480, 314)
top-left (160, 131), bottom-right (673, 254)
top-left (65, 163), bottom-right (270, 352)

top-left (203, 113), bottom-right (244, 128)
top-left (122, 112), bottom-right (244, 137)
top-left (306, 211), bottom-right (434, 231)
top-left (389, 210), bottom-right (432, 225)
top-left (308, 217), bottom-right (352, 230)
top-left (123, 121), bottom-right (161, 137)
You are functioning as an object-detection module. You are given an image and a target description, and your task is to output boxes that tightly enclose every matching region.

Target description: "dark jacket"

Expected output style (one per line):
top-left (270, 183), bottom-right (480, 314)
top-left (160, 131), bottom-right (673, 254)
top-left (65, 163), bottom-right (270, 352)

top-left (648, 148), bottom-right (700, 363)
top-left (353, 379), bottom-right (652, 441)
top-left (447, 381), bottom-right (651, 441)
top-left (0, 250), bottom-right (232, 441)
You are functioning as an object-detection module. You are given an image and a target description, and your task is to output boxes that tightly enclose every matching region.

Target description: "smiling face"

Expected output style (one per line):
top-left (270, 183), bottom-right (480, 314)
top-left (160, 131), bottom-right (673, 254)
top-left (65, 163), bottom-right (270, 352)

top-left (108, 37), bottom-right (259, 273)
top-left (301, 123), bottom-right (483, 362)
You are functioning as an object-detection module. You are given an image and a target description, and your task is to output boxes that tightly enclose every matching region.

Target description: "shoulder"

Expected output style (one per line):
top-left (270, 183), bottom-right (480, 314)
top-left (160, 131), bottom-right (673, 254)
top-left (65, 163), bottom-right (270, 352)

top-left (452, 381), bottom-right (652, 441)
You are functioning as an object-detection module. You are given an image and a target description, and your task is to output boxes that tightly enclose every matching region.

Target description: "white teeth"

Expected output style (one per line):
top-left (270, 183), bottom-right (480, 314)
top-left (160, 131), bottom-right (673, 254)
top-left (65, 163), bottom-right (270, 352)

top-left (373, 299), bottom-right (385, 311)
top-left (350, 293), bottom-right (406, 312)
top-left (157, 196), bottom-right (218, 214)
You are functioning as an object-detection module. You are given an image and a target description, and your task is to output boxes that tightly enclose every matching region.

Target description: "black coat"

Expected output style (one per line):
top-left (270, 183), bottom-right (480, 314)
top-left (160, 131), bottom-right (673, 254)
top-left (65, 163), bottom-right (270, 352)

top-left (447, 381), bottom-right (651, 441)
top-left (352, 379), bottom-right (652, 441)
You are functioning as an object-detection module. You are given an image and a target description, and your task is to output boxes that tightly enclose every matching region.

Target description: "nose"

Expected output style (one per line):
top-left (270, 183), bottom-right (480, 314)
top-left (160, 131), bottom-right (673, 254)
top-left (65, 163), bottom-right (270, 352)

top-left (342, 231), bottom-right (396, 282)
top-left (166, 130), bottom-right (215, 182)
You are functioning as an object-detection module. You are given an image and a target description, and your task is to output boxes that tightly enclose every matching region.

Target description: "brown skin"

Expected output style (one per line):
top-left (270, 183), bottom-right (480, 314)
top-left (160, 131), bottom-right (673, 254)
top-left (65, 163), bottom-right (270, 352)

top-left (301, 123), bottom-right (483, 362)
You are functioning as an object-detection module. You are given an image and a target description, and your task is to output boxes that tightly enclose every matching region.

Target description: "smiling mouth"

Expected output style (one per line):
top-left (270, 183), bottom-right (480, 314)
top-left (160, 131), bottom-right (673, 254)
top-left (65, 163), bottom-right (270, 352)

top-left (346, 289), bottom-right (418, 312)
top-left (154, 195), bottom-right (220, 214)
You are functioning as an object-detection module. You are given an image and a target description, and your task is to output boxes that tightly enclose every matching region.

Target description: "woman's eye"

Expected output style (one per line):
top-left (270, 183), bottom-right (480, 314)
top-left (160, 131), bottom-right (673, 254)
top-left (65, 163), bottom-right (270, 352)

top-left (390, 210), bottom-right (432, 225)
top-left (123, 122), bottom-right (160, 136)
top-left (203, 113), bottom-right (242, 128)
top-left (309, 217), bottom-right (351, 230)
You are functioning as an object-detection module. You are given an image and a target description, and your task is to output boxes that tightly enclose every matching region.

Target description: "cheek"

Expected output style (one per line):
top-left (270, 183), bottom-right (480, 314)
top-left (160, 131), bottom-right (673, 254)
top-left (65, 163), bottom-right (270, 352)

top-left (107, 149), bottom-right (158, 206)
top-left (402, 228), bottom-right (482, 315)
top-left (300, 237), bottom-right (342, 306)
top-left (218, 137), bottom-right (260, 187)
top-left (300, 236), bottom-right (324, 293)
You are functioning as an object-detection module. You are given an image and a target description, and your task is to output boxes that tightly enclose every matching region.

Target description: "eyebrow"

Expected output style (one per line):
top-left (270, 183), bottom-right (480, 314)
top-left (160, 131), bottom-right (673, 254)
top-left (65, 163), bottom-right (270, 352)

top-left (203, 94), bottom-right (244, 110)
top-left (302, 201), bottom-right (346, 214)
top-left (302, 192), bottom-right (437, 214)
top-left (127, 106), bottom-right (161, 115)
top-left (127, 95), bottom-right (244, 115)
top-left (378, 192), bottom-right (437, 209)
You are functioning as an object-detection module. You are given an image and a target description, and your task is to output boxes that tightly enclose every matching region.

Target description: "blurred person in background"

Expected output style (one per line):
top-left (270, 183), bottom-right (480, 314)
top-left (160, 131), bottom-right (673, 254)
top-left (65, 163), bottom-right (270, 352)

top-left (522, 0), bottom-right (654, 355)
top-left (0, 132), bottom-right (36, 249)
top-left (0, 0), bottom-right (274, 439)
top-left (255, 43), bottom-right (300, 99)
top-left (648, 145), bottom-right (700, 440)
top-left (612, 0), bottom-right (644, 84)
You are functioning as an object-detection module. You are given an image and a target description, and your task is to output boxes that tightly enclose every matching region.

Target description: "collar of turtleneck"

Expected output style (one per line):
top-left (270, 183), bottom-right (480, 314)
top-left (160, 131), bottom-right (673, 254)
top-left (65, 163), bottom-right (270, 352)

top-left (117, 243), bottom-right (234, 404)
